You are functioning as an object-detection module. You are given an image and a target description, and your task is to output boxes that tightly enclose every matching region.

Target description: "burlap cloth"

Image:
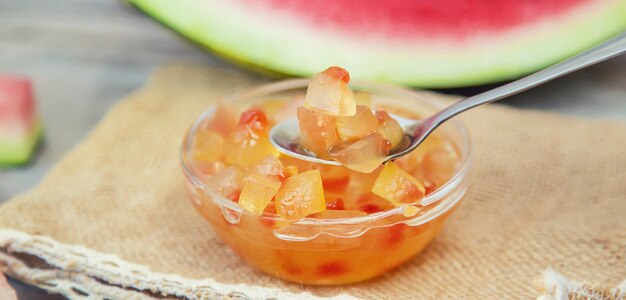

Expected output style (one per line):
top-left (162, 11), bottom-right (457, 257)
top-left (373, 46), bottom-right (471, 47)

top-left (0, 64), bottom-right (624, 300)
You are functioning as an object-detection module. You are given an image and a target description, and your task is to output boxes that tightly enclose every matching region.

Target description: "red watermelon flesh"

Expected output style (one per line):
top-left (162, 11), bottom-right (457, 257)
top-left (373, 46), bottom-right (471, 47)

top-left (252, 0), bottom-right (589, 39)
top-left (129, 0), bottom-right (626, 87)
top-left (0, 75), bottom-right (41, 165)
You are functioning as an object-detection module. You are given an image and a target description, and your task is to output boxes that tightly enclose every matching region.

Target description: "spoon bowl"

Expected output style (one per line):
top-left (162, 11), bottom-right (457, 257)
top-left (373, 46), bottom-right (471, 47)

top-left (269, 113), bottom-right (420, 165)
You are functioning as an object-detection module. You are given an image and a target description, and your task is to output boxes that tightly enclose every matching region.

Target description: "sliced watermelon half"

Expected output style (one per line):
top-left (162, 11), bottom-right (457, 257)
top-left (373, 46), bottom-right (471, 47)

top-left (0, 75), bottom-right (42, 166)
top-left (129, 0), bottom-right (626, 88)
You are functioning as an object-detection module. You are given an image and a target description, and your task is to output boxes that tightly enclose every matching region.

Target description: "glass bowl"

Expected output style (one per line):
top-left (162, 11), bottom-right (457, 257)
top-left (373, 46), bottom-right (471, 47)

top-left (180, 79), bottom-right (472, 285)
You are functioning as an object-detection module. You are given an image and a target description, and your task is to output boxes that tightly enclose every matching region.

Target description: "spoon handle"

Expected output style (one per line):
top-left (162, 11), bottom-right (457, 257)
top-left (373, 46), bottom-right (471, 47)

top-left (424, 32), bottom-right (626, 129)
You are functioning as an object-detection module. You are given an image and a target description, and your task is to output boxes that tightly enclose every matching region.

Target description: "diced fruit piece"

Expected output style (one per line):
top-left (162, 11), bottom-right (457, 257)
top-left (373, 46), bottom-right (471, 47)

top-left (297, 106), bottom-right (338, 159)
top-left (304, 66), bottom-right (356, 116)
top-left (325, 198), bottom-right (345, 210)
top-left (375, 110), bottom-right (404, 149)
top-left (191, 128), bottom-right (224, 162)
top-left (336, 105), bottom-right (378, 142)
top-left (203, 166), bottom-right (243, 200)
top-left (207, 101), bottom-right (238, 137)
top-left (239, 173), bottom-right (281, 215)
top-left (329, 133), bottom-right (391, 173)
top-left (275, 170), bottom-right (326, 221)
top-left (372, 162), bottom-right (425, 206)
top-left (224, 109), bottom-right (277, 166)
top-left (255, 155), bottom-right (287, 180)
top-left (312, 209), bottom-right (366, 219)
top-left (0, 75), bottom-right (41, 165)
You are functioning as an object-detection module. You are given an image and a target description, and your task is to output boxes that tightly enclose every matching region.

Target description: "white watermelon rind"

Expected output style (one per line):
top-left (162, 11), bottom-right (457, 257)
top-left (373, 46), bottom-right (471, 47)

top-left (130, 0), bottom-right (626, 88)
top-left (0, 121), bottom-right (43, 166)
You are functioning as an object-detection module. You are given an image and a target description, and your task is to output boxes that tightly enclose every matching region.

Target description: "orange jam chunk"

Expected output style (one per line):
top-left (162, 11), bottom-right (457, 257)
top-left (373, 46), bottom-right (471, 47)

top-left (336, 105), bottom-right (378, 142)
top-left (224, 109), bottom-right (277, 166)
top-left (329, 133), bottom-right (391, 173)
top-left (238, 173), bottom-right (281, 215)
top-left (304, 66), bottom-right (356, 116)
top-left (297, 106), bottom-right (338, 159)
top-left (275, 170), bottom-right (326, 221)
top-left (372, 162), bottom-right (425, 206)
top-left (191, 128), bottom-right (224, 162)
top-left (375, 110), bottom-right (404, 149)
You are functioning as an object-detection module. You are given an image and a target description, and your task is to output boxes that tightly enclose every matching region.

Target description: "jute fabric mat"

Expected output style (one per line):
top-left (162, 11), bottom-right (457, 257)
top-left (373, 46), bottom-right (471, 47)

top-left (0, 64), bottom-right (624, 299)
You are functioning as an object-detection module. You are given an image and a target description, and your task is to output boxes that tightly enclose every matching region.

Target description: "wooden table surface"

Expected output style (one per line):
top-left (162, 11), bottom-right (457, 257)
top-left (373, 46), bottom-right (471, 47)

top-left (1, 1), bottom-right (625, 299)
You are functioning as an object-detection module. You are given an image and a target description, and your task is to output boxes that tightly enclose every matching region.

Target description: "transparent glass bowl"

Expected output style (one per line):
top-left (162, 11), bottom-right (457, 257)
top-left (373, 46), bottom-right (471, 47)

top-left (180, 79), bottom-right (472, 285)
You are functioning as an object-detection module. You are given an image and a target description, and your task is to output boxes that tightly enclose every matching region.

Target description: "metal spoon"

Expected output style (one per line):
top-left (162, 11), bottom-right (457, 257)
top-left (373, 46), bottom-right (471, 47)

top-left (270, 33), bottom-right (626, 166)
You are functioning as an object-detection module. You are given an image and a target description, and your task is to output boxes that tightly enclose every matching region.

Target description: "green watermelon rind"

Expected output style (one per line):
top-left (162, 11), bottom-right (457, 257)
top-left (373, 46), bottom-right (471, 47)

top-left (130, 0), bottom-right (626, 88)
top-left (0, 121), bottom-right (43, 166)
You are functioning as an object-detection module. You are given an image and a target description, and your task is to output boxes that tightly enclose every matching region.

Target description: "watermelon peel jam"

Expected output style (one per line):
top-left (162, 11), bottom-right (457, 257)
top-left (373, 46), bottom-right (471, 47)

top-left (180, 68), bottom-right (472, 285)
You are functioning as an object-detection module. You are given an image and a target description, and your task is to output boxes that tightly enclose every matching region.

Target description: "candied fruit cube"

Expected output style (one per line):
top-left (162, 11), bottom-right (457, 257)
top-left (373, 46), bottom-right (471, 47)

top-left (297, 106), bottom-right (338, 159)
top-left (275, 170), bottom-right (326, 221)
top-left (191, 128), bottom-right (224, 162)
top-left (372, 162), bottom-right (425, 206)
top-left (328, 133), bottom-right (391, 173)
top-left (224, 109), bottom-right (278, 166)
top-left (304, 66), bottom-right (356, 116)
top-left (238, 173), bottom-right (281, 215)
top-left (336, 105), bottom-right (378, 142)
top-left (207, 101), bottom-right (238, 137)
top-left (255, 155), bottom-right (287, 180)
top-left (375, 110), bottom-right (404, 149)
top-left (203, 166), bottom-right (243, 200)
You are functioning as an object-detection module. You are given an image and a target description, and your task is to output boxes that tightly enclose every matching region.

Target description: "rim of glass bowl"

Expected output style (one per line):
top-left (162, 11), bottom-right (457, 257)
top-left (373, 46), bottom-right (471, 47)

top-left (180, 79), bottom-right (472, 227)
